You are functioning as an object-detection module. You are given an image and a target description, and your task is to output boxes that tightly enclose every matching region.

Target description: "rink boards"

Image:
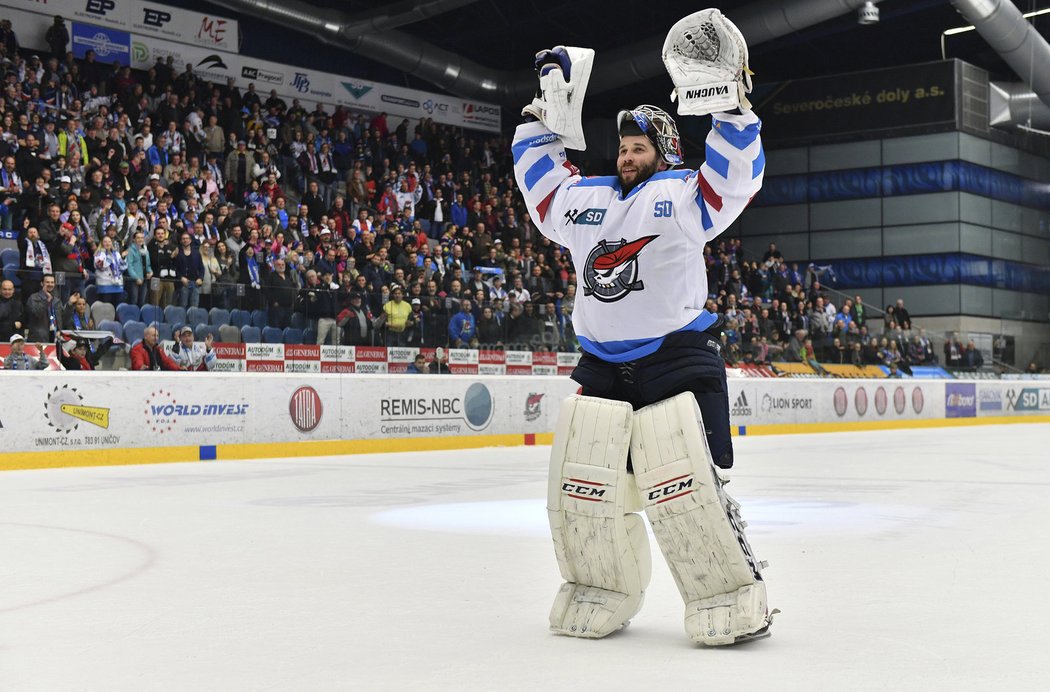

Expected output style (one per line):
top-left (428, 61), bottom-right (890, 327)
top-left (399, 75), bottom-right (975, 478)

top-left (0, 373), bottom-right (1047, 470)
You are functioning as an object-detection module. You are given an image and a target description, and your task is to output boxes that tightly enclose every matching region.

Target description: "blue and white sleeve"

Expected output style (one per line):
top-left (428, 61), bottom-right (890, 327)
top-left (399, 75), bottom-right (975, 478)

top-left (511, 122), bottom-right (582, 245)
top-left (686, 111), bottom-right (765, 242)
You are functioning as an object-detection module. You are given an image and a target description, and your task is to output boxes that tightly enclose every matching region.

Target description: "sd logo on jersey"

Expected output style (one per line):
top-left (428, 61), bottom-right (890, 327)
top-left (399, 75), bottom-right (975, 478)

top-left (582, 235), bottom-right (658, 302)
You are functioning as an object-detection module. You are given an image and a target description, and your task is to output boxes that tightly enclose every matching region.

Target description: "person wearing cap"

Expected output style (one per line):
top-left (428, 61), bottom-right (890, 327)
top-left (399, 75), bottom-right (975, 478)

top-left (405, 297), bottom-right (426, 347)
top-left (166, 325), bottom-right (216, 371)
top-left (55, 333), bottom-right (113, 371)
top-left (337, 290), bottom-right (375, 346)
top-left (3, 333), bottom-right (49, 370)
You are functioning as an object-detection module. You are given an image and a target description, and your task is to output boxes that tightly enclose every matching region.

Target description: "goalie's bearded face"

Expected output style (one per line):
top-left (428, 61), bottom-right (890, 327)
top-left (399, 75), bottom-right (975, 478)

top-left (617, 135), bottom-right (664, 194)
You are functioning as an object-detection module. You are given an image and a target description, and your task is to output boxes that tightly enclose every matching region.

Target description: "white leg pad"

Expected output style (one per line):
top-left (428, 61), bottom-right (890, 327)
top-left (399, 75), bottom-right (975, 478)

top-left (547, 395), bottom-right (652, 638)
top-left (630, 392), bottom-right (773, 646)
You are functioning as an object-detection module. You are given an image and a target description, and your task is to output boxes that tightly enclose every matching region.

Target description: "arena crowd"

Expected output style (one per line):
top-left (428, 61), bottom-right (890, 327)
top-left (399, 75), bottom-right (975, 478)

top-left (0, 14), bottom-right (970, 374)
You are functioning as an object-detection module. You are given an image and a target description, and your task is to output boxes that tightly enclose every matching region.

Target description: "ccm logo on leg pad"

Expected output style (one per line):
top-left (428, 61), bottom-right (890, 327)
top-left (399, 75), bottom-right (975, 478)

top-left (562, 478), bottom-right (609, 502)
top-left (647, 474), bottom-right (695, 503)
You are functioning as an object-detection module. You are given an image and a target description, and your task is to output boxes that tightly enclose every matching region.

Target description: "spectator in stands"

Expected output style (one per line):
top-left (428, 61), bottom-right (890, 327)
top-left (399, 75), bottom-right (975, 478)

top-left (476, 305), bottom-right (502, 349)
top-left (124, 229), bottom-right (152, 307)
top-left (265, 257), bottom-right (296, 328)
top-left (0, 279), bottom-right (23, 341)
top-left (907, 335), bottom-right (927, 368)
top-left (45, 16), bottom-right (68, 59)
top-left (131, 325), bottom-right (180, 371)
top-left (962, 340), bottom-right (984, 369)
top-left (92, 235), bottom-right (127, 305)
top-left (63, 294), bottom-right (94, 331)
top-left (539, 301), bottom-right (562, 351)
top-left (337, 291), bottom-right (374, 346)
top-left (3, 333), bottom-right (48, 370)
top-left (17, 225), bottom-right (48, 300)
top-left (429, 346), bottom-right (451, 374)
top-left (862, 336), bottom-right (882, 365)
top-left (405, 298), bottom-right (425, 347)
top-left (828, 337), bottom-right (848, 365)
top-left (406, 352), bottom-right (428, 373)
top-left (199, 242), bottom-right (222, 310)
top-left (448, 298), bottom-right (476, 349)
top-left (56, 334), bottom-right (113, 371)
top-left (849, 295), bottom-right (867, 329)
top-left (173, 231), bottom-right (204, 308)
top-left (915, 328), bottom-right (935, 364)
top-left (894, 298), bottom-right (911, 330)
top-left (295, 269), bottom-right (338, 345)
top-left (148, 226), bottom-right (177, 307)
top-left (380, 284), bottom-right (413, 347)
top-left (944, 332), bottom-right (964, 368)
top-left (25, 275), bottom-right (65, 342)
top-left (167, 326), bottom-right (217, 371)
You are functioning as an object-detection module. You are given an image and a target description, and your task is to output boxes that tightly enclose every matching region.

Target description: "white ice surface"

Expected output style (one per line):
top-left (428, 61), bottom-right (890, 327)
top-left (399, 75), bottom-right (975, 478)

top-left (1, 424), bottom-right (1048, 691)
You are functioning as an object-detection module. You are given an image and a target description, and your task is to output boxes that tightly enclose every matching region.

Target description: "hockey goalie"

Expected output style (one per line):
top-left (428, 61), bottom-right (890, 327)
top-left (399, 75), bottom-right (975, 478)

top-left (512, 9), bottom-right (775, 645)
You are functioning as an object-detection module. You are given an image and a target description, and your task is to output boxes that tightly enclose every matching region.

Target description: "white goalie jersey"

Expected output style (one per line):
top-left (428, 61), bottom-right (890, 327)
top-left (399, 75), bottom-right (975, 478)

top-left (512, 111), bottom-right (764, 362)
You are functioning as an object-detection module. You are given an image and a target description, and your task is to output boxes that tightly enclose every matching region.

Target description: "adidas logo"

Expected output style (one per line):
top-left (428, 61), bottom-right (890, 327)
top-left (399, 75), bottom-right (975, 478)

top-left (731, 391), bottom-right (752, 417)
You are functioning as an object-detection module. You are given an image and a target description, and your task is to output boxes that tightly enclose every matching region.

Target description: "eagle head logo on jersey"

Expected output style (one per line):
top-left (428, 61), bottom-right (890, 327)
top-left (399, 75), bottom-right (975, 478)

top-left (582, 235), bottom-right (658, 302)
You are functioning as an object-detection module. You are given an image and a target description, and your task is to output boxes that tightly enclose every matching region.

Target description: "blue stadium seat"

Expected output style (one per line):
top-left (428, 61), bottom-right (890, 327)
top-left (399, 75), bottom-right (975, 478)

top-left (262, 327), bottom-right (283, 343)
top-left (209, 308), bottom-right (231, 326)
top-left (282, 327), bottom-right (304, 344)
top-left (218, 324), bottom-right (241, 343)
top-left (251, 309), bottom-right (269, 329)
top-left (83, 284), bottom-right (97, 304)
top-left (240, 326), bottom-right (262, 343)
top-left (140, 304), bottom-right (163, 326)
top-left (164, 305), bottom-right (187, 326)
top-left (195, 324), bottom-right (219, 343)
top-left (116, 303), bottom-right (140, 324)
top-left (0, 248), bottom-right (17, 267)
top-left (123, 320), bottom-right (146, 345)
top-left (302, 327), bottom-right (317, 345)
top-left (98, 319), bottom-right (123, 340)
top-left (186, 307), bottom-right (209, 326)
top-left (289, 312), bottom-right (307, 329)
top-left (229, 309), bottom-right (251, 329)
top-left (2, 263), bottom-right (21, 286)
top-left (154, 323), bottom-right (173, 341)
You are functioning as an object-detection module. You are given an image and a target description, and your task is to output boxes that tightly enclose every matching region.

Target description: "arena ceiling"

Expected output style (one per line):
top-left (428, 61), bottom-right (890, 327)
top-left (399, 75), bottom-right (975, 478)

top-left (194, 0), bottom-right (1050, 119)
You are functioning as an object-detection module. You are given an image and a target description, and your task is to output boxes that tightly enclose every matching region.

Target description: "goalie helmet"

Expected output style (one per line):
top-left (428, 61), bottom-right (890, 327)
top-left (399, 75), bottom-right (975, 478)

top-left (616, 105), bottom-right (683, 167)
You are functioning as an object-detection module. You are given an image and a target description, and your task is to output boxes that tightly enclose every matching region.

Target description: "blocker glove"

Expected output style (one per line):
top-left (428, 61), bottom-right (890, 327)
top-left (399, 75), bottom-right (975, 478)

top-left (521, 45), bottom-right (595, 150)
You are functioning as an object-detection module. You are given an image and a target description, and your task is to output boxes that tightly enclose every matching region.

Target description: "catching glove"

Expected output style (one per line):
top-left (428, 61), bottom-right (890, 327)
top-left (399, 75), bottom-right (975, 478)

top-left (662, 9), bottom-right (753, 116)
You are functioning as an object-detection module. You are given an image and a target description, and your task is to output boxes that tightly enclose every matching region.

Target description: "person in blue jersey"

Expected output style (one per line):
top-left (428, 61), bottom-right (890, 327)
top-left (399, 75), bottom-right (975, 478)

top-left (514, 99), bottom-right (763, 471)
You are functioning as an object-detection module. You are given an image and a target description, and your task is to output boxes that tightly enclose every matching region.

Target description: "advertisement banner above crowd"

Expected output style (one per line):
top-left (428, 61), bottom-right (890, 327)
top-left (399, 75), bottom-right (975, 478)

top-left (22, 0), bottom-right (239, 53)
top-left (124, 33), bottom-right (501, 133)
top-left (70, 22), bottom-right (130, 64)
